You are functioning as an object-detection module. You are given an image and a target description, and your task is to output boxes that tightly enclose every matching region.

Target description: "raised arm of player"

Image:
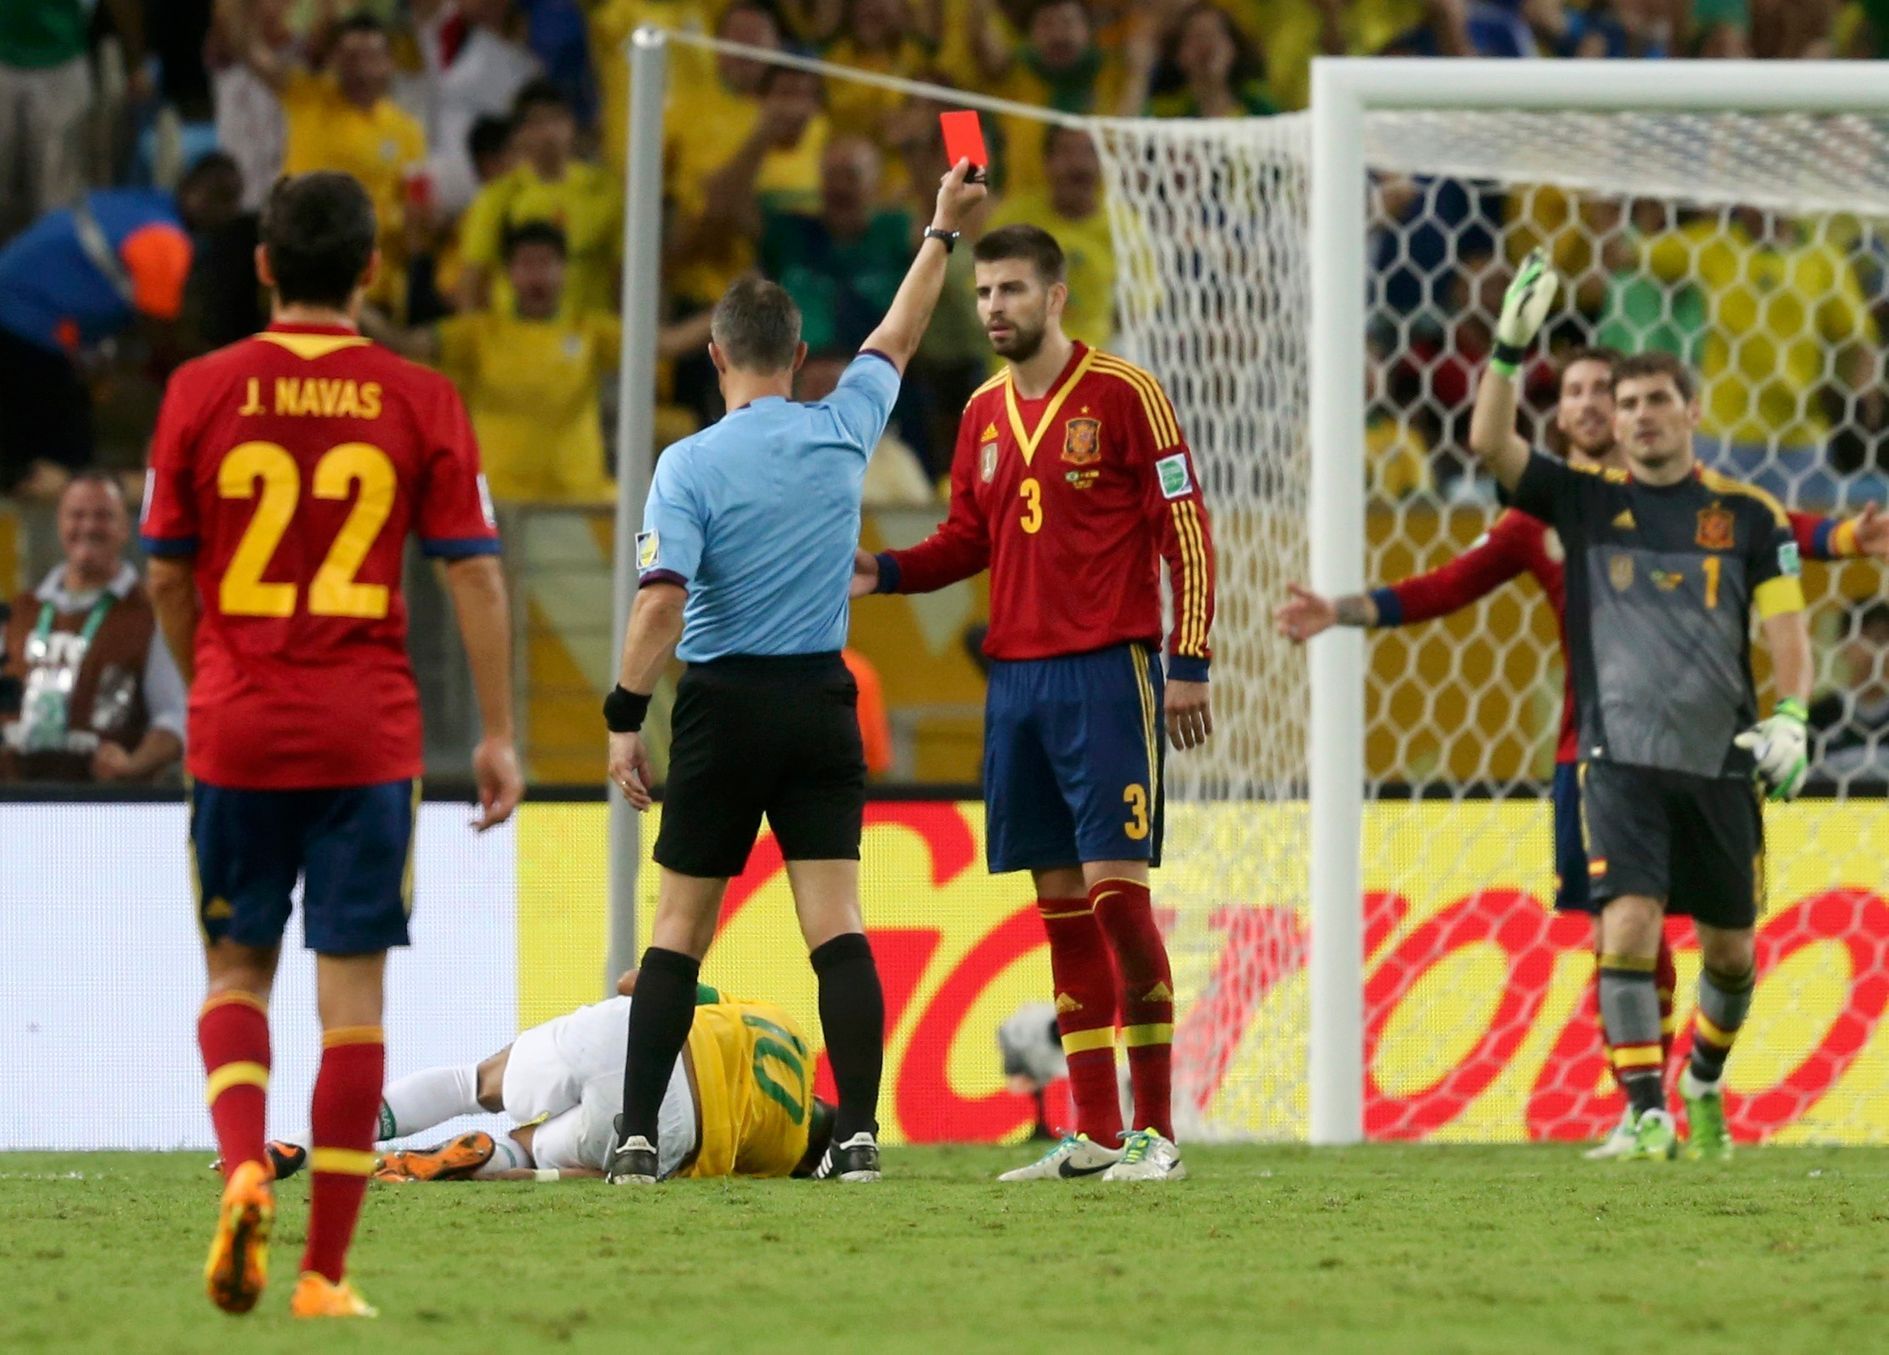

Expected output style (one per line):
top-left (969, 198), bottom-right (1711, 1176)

top-left (858, 412), bottom-right (991, 597)
top-left (857, 158), bottom-right (986, 373)
top-left (1117, 364), bottom-right (1216, 749)
top-left (1275, 510), bottom-right (1535, 642)
top-left (1793, 503), bottom-right (1889, 562)
top-left (1470, 249), bottom-right (1558, 493)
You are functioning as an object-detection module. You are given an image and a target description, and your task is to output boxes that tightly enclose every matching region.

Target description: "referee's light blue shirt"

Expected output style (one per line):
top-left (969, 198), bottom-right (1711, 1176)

top-left (637, 351), bottom-right (900, 663)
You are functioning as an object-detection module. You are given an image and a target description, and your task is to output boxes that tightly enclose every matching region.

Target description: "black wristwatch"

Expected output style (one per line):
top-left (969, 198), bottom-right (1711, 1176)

top-left (923, 226), bottom-right (960, 253)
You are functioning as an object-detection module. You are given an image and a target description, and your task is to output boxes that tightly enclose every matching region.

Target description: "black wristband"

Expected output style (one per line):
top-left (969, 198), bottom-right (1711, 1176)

top-left (1492, 340), bottom-right (1527, 369)
top-left (923, 226), bottom-right (960, 253)
top-left (603, 685), bottom-right (651, 733)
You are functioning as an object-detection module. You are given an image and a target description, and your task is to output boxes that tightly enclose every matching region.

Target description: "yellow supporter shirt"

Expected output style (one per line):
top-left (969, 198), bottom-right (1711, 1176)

top-left (667, 78), bottom-right (827, 303)
top-left (1643, 222), bottom-right (1879, 446)
top-left (1222, 0), bottom-right (1427, 111)
top-left (436, 311), bottom-right (620, 504)
top-left (590, 0), bottom-right (725, 178)
top-left (821, 36), bottom-right (930, 141)
top-left (459, 161), bottom-right (624, 320)
top-left (279, 71), bottom-right (426, 243)
top-left (986, 189), bottom-right (1116, 349)
top-left (995, 56), bottom-right (1124, 198)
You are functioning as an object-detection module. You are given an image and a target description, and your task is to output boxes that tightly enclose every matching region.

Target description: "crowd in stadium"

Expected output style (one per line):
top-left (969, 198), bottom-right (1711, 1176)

top-left (6, 1), bottom-right (1889, 507)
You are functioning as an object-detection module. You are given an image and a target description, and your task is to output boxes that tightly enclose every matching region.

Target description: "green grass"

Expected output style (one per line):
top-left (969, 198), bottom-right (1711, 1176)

top-left (5, 1146), bottom-right (1887, 1354)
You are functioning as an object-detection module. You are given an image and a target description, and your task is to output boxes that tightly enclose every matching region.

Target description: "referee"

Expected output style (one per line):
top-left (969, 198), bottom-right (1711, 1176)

top-left (603, 159), bottom-right (985, 1184)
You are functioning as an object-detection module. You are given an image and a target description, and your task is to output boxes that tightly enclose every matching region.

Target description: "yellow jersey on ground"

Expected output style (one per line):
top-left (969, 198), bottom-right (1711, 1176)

top-left (681, 1000), bottom-right (815, 1179)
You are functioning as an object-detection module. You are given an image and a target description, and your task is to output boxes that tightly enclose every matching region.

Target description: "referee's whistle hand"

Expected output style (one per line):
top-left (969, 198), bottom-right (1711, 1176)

top-left (1165, 679), bottom-right (1213, 752)
top-left (609, 731), bottom-right (654, 811)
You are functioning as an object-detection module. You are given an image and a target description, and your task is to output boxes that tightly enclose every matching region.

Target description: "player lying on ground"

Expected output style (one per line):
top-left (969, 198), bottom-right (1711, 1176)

top-left (1275, 267), bottom-right (1889, 1158)
top-left (855, 223), bottom-right (1216, 1183)
top-left (1473, 257), bottom-right (1814, 1162)
top-left (368, 976), bottom-right (831, 1182)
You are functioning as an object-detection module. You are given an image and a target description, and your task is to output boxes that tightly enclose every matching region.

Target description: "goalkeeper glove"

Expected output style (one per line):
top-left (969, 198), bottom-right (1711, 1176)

top-left (1734, 698), bottom-right (1810, 802)
top-left (1492, 247), bottom-right (1558, 376)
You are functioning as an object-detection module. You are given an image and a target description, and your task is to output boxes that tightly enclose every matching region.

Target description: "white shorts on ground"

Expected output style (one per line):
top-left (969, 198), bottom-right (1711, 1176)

top-left (500, 995), bottom-right (695, 1175)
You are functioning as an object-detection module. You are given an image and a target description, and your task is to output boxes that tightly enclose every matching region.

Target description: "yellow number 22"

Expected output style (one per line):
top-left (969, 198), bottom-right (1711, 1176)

top-left (218, 440), bottom-right (397, 619)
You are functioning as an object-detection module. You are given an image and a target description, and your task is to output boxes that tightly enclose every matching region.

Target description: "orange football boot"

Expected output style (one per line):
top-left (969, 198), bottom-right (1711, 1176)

top-left (204, 1159), bottom-right (274, 1314)
top-left (290, 1272), bottom-right (379, 1319)
top-left (373, 1130), bottom-right (496, 1182)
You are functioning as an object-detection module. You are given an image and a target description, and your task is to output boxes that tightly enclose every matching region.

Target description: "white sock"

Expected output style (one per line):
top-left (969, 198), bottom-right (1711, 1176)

top-left (377, 1065), bottom-right (482, 1140)
top-left (473, 1137), bottom-right (529, 1178)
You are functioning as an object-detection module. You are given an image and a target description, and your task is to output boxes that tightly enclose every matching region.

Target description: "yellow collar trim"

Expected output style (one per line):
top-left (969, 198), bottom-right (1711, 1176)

top-left (1003, 346), bottom-right (1098, 467)
top-left (256, 332), bottom-right (371, 361)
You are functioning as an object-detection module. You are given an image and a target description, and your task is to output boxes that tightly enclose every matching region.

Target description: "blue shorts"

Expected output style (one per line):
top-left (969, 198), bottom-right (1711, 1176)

top-left (1552, 761), bottom-right (1591, 913)
top-left (984, 644), bottom-right (1165, 875)
top-left (190, 779), bottom-right (418, 955)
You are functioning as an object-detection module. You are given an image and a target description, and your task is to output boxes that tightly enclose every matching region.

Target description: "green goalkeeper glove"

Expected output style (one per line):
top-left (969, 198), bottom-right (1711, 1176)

top-left (1492, 247), bottom-right (1558, 376)
top-left (1734, 698), bottom-right (1810, 802)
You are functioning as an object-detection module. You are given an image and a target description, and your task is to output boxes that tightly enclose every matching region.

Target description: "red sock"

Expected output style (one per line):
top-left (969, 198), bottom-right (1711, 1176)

top-left (1656, 929), bottom-right (1678, 1073)
top-left (1090, 878), bottom-right (1175, 1141)
top-left (199, 991), bottom-right (270, 1180)
top-left (1037, 898), bottom-right (1122, 1144)
top-left (303, 1026), bottom-right (385, 1284)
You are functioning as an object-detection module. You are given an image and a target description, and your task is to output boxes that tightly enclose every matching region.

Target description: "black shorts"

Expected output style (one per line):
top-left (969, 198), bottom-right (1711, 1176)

top-left (653, 652), bottom-right (866, 878)
top-left (1580, 760), bottom-right (1764, 928)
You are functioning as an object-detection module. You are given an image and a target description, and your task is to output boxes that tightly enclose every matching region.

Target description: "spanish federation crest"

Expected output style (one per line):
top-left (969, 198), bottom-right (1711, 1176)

top-left (1061, 416), bottom-right (1102, 467)
top-left (1696, 502), bottom-right (1735, 551)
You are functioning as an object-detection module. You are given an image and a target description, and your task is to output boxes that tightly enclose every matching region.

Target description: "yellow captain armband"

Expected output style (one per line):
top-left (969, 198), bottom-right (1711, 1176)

top-left (1754, 575), bottom-right (1806, 620)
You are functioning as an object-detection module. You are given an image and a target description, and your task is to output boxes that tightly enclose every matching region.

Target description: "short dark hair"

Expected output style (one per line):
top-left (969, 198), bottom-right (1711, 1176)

top-left (468, 115), bottom-right (513, 164)
top-left (261, 172), bottom-right (377, 309)
top-left (334, 11), bottom-right (387, 41)
top-left (972, 224), bottom-right (1066, 284)
top-left (503, 220), bottom-right (567, 260)
top-left (1611, 350), bottom-right (1695, 402)
top-left (511, 78), bottom-right (571, 125)
top-left (1560, 344), bottom-right (1623, 378)
top-left (712, 277), bottom-right (802, 372)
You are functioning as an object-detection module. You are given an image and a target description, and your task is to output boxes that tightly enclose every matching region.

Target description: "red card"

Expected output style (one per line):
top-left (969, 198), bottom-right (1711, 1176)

top-left (940, 110), bottom-right (989, 173)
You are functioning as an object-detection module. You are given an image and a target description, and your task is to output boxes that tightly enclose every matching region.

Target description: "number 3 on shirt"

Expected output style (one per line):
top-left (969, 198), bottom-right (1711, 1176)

top-left (1019, 477), bottom-right (1044, 534)
top-left (218, 440), bottom-right (396, 619)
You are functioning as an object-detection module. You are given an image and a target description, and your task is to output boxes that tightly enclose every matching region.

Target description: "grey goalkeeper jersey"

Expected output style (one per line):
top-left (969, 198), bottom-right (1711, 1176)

top-left (1512, 454), bottom-right (1804, 779)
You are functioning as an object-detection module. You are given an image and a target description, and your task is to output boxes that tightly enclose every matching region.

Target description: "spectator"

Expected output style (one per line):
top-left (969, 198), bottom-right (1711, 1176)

top-left (415, 0), bottom-right (542, 214)
top-left (986, 125), bottom-right (1116, 348)
top-left (1810, 600), bottom-right (1889, 782)
top-left (257, 12), bottom-right (427, 307)
top-left (0, 154), bottom-right (242, 498)
top-left (1357, 0), bottom-right (1475, 56)
top-left (1638, 207), bottom-right (1885, 451)
top-left (1523, 0), bottom-right (1672, 57)
top-left (365, 222), bottom-right (711, 503)
top-left (1593, 197), bottom-right (1705, 365)
top-left (589, 0), bottom-right (722, 179)
top-left (798, 350), bottom-right (936, 507)
top-left (516, 0), bottom-right (597, 131)
top-left (984, 0), bottom-right (1125, 192)
top-left (209, 0), bottom-right (305, 213)
top-left (0, 473), bottom-right (186, 783)
top-left (755, 135), bottom-right (912, 354)
top-left (0, 0), bottom-right (147, 237)
top-left (458, 79), bottom-right (620, 318)
top-left (823, 0), bottom-right (931, 140)
top-left (1124, 3), bottom-right (1279, 119)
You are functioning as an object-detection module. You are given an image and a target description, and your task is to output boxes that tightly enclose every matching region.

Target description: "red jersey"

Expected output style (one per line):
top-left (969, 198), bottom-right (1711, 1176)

top-left (1375, 503), bottom-right (1851, 765)
top-left (141, 322), bottom-right (498, 789)
top-left (881, 343), bottom-right (1216, 677)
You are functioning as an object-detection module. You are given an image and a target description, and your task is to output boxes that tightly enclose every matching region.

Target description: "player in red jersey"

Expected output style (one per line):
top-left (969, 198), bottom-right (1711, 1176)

top-left (141, 172), bottom-right (523, 1319)
top-left (1276, 329), bottom-right (1889, 1154)
top-left (854, 224), bottom-right (1215, 1182)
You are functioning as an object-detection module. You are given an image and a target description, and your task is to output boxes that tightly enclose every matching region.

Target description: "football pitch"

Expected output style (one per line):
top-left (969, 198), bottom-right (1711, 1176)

top-left (5, 1145), bottom-right (1886, 1354)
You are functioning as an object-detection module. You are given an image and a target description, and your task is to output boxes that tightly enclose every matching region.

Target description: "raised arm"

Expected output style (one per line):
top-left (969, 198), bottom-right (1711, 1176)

top-left (1793, 503), bottom-right (1889, 562)
top-left (858, 159), bottom-right (986, 373)
top-left (1470, 249), bottom-right (1558, 493)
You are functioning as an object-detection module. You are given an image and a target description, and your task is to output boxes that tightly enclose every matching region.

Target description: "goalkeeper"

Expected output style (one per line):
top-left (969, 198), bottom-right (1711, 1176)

top-left (1469, 253), bottom-right (1815, 1163)
top-left (1277, 255), bottom-right (1889, 1158)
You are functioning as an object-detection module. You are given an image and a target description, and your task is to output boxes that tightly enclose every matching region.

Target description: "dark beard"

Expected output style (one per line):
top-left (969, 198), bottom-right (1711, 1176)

top-left (993, 322), bottom-right (1045, 362)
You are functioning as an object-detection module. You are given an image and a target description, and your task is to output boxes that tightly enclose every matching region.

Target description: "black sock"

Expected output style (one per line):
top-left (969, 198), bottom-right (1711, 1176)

top-left (810, 932), bottom-right (884, 1142)
top-left (617, 946), bottom-right (700, 1145)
